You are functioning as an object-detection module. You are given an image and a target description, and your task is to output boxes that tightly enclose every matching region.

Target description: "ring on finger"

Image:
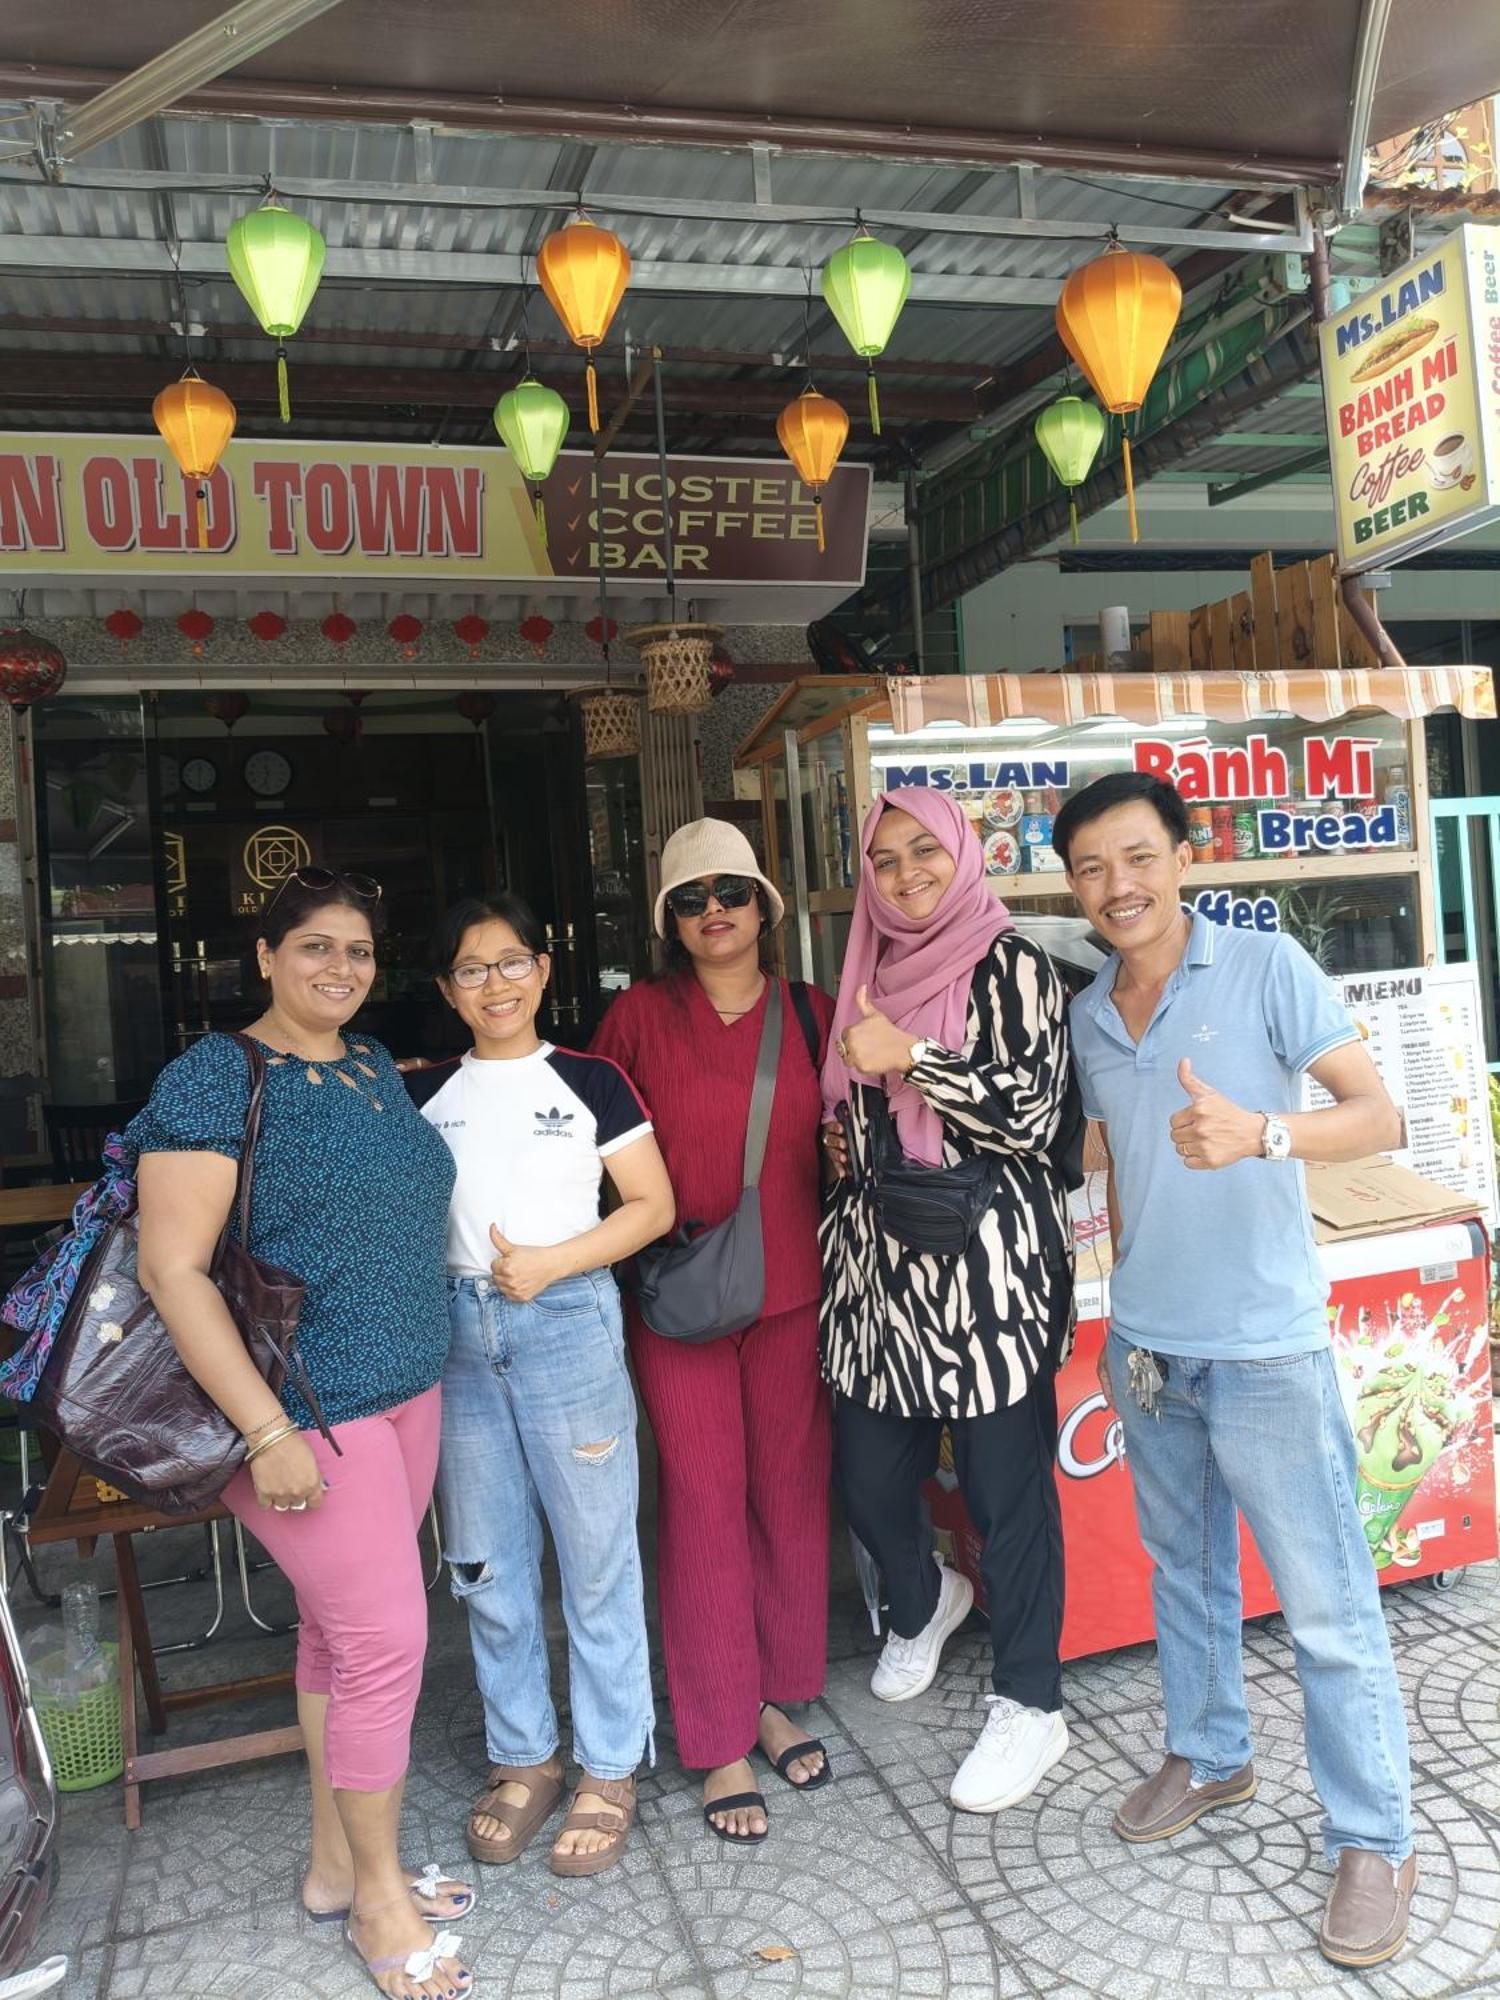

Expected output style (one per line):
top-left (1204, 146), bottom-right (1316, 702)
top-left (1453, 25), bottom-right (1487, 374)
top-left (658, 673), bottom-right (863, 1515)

top-left (290, 1501), bottom-right (308, 1511)
top-left (272, 1502), bottom-right (290, 1512)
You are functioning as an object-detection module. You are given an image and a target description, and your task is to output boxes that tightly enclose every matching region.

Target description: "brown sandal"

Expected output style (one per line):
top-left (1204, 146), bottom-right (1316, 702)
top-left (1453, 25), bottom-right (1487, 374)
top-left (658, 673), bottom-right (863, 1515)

top-left (547, 1775), bottom-right (636, 1879)
top-left (466, 1758), bottom-right (565, 1865)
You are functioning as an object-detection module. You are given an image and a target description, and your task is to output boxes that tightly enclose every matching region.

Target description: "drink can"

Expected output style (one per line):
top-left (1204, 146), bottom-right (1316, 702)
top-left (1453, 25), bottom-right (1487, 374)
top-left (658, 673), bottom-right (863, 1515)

top-left (1187, 806), bottom-right (1214, 862)
top-left (1211, 805), bottom-right (1235, 862)
top-left (1232, 810), bottom-right (1258, 859)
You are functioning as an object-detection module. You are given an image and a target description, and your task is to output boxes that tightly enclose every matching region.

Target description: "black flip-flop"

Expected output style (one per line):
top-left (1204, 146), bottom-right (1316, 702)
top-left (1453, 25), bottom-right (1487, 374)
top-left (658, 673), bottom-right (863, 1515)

top-left (759, 1703), bottom-right (832, 1791)
top-left (703, 1791), bottom-right (769, 1844)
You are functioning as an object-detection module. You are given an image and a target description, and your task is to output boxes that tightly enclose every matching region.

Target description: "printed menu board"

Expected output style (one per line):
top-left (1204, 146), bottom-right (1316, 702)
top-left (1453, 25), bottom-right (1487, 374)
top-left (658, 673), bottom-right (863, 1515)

top-left (1319, 223), bottom-right (1500, 571)
top-left (1305, 963), bottom-right (1496, 1230)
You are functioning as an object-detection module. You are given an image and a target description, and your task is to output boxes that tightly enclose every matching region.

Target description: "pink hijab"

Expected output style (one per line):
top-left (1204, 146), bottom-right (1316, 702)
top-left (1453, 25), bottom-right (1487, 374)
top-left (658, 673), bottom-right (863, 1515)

top-left (822, 788), bottom-right (1014, 1166)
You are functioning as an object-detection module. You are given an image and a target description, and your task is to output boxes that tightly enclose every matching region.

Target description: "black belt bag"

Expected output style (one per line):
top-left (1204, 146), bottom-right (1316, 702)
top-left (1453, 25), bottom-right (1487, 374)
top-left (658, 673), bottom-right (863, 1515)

top-left (859, 1086), bottom-right (1002, 1257)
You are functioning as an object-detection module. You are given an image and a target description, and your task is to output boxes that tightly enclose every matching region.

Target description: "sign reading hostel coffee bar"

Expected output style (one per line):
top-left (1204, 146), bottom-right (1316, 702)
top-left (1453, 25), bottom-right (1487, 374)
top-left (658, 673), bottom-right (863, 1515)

top-left (0, 435), bottom-right (870, 589)
top-left (1320, 223), bottom-right (1500, 570)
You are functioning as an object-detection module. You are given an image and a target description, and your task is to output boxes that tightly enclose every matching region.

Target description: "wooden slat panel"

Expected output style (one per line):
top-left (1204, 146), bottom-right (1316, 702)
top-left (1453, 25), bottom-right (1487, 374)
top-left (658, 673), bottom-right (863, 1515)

top-left (1278, 559), bottom-right (1315, 668)
top-left (1309, 553), bottom-right (1343, 672)
top-left (1230, 591), bottom-right (1256, 673)
top-left (1187, 605), bottom-right (1210, 670)
top-left (1149, 609), bottom-right (1190, 674)
top-left (1338, 601), bottom-right (1384, 673)
top-left (1250, 551), bottom-right (1280, 671)
top-left (1209, 597), bottom-right (1234, 672)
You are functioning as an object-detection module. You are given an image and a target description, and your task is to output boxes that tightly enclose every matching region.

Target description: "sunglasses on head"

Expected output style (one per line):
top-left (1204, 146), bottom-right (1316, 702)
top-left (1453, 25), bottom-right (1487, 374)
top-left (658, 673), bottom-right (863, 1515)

top-left (267, 866), bottom-right (383, 910)
top-left (665, 874), bottom-right (756, 920)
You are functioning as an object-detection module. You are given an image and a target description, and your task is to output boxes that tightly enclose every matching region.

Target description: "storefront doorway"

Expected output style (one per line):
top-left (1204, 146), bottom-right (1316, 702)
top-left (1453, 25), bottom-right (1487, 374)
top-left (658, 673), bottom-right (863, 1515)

top-left (32, 689), bottom-right (648, 1105)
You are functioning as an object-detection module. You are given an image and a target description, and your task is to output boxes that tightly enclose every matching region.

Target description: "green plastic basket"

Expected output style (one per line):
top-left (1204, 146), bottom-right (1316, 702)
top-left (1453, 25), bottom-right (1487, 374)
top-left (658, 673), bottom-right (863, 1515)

top-left (33, 1645), bottom-right (123, 1792)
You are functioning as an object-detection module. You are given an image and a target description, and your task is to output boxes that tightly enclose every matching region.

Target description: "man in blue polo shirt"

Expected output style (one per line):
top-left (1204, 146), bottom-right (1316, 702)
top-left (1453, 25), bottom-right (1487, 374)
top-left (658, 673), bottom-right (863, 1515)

top-left (1054, 771), bottom-right (1414, 1971)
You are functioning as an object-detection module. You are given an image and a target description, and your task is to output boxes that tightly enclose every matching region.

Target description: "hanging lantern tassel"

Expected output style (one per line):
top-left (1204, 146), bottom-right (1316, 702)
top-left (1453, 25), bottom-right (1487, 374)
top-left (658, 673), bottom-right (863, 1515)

top-left (585, 355), bottom-right (600, 434)
top-left (193, 483), bottom-right (209, 551)
top-left (533, 490), bottom-right (549, 546)
top-left (1121, 429), bottom-right (1139, 543)
top-left (1069, 496), bottom-right (1079, 548)
top-left (866, 361), bottom-right (881, 438)
top-left (276, 342), bottom-right (291, 425)
top-left (814, 491), bottom-right (826, 554)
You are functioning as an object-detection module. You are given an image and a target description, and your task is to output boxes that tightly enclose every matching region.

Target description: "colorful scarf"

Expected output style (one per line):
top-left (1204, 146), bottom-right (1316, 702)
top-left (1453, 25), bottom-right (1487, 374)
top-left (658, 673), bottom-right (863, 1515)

top-left (0, 1133), bottom-right (136, 1401)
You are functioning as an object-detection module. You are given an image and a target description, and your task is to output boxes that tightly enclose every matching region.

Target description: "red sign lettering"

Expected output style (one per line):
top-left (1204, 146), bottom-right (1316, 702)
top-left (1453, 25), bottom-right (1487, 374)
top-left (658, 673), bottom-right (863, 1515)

top-left (0, 455), bottom-right (63, 553)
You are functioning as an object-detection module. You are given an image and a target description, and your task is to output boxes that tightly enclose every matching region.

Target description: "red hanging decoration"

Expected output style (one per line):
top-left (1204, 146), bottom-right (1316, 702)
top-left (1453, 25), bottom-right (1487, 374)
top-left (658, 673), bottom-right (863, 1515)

top-left (321, 610), bottom-right (357, 647)
top-left (204, 691), bottom-right (250, 732)
top-left (176, 608), bottom-right (214, 658)
top-left (0, 627), bottom-right (67, 711)
top-left (388, 613), bottom-right (424, 660)
top-left (708, 644), bottom-right (736, 696)
top-left (455, 692), bottom-right (495, 731)
top-left (453, 613), bottom-right (490, 659)
top-left (585, 615), bottom-right (619, 649)
top-left (247, 610), bottom-right (287, 644)
top-left (519, 614), bottom-right (553, 659)
top-left (104, 608), bottom-right (143, 650)
top-left (322, 705), bottom-right (362, 745)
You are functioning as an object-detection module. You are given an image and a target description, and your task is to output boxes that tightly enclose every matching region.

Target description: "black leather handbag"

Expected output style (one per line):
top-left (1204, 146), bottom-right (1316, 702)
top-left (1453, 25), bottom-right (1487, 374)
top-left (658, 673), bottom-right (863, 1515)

top-left (859, 1086), bottom-right (1004, 1256)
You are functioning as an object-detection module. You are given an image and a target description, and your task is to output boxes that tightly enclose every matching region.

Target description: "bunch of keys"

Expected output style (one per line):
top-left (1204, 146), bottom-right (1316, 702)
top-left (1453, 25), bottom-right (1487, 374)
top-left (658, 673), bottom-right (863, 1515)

top-left (1126, 1347), bottom-right (1168, 1418)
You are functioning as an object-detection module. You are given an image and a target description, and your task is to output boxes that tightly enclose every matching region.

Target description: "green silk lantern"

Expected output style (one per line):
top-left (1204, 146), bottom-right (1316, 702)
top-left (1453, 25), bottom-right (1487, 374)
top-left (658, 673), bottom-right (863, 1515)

top-left (225, 202), bottom-right (326, 424)
top-left (493, 376), bottom-right (570, 545)
top-left (1034, 396), bottom-right (1106, 546)
top-left (819, 229), bottom-right (910, 437)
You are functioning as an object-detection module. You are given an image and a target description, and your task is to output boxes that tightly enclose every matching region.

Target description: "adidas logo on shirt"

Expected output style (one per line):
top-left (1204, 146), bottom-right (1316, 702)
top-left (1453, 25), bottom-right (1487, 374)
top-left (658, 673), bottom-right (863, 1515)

top-left (534, 1107), bottom-right (575, 1137)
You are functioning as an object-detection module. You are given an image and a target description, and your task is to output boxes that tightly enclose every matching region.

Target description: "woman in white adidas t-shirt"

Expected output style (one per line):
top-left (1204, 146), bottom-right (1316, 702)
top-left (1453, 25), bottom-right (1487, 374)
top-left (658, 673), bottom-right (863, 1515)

top-left (407, 893), bottom-right (673, 1882)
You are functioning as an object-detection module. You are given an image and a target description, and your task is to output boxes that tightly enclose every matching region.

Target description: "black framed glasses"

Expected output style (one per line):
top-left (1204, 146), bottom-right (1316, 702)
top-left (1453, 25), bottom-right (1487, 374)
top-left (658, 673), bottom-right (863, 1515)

top-left (448, 953), bottom-right (543, 990)
top-left (665, 874), bottom-right (756, 920)
top-left (266, 866), bottom-right (383, 910)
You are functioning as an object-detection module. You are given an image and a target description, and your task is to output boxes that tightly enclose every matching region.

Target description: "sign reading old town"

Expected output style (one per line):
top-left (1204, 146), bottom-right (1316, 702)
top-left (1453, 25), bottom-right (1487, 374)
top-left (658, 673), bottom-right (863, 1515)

top-left (0, 435), bottom-right (871, 588)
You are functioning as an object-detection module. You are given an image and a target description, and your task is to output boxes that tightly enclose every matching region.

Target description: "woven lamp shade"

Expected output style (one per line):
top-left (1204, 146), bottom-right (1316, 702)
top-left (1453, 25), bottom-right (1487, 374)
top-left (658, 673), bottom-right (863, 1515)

top-left (625, 622), bottom-right (722, 715)
top-left (578, 687), bottom-right (642, 760)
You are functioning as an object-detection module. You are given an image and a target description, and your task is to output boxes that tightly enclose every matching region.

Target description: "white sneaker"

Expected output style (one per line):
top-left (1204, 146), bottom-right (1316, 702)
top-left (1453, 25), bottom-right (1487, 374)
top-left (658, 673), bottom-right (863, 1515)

top-left (870, 1558), bottom-right (974, 1702)
top-left (949, 1695), bottom-right (1070, 1813)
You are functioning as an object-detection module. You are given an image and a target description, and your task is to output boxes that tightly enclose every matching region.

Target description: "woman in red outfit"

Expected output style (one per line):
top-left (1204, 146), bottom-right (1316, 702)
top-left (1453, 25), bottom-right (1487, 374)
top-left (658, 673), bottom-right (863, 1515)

top-left (591, 817), bottom-right (834, 1844)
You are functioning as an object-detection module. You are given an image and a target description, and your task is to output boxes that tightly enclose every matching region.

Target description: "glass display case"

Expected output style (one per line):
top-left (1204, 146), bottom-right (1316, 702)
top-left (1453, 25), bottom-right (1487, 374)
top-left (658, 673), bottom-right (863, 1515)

top-left (735, 670), bottom-right (1495, 985)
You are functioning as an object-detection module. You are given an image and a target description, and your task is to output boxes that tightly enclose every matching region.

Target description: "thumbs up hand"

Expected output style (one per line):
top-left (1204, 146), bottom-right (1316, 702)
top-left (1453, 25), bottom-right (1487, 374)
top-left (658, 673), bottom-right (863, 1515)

top-left (489, 1222), bottom-right (565, 1302)
top-left (838, 983), bottom-right (919, 1079)
top-left (1168, 1057), bottom-right (1265, 1171)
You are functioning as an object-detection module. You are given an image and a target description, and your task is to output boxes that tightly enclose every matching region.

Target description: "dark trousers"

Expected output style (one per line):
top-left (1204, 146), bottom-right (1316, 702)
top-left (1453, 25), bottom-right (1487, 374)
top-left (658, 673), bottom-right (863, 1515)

top-left (835, 1367), bottom-right (1065, 1714)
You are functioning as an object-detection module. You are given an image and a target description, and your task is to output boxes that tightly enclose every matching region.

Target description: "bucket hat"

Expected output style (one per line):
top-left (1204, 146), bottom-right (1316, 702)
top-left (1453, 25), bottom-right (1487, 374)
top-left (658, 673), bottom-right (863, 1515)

top-left (652, 817), bottom-right (785, 938)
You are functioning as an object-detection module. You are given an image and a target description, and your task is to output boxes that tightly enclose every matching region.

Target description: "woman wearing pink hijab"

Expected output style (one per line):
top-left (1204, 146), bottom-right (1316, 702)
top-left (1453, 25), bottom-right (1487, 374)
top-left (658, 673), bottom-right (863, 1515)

top-left (820, 788), bottom-right (1080, 1816)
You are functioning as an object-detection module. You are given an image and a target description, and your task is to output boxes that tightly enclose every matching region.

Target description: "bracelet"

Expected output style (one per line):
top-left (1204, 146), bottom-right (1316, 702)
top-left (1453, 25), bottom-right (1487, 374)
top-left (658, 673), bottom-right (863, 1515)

top-left (243, 1424), bottom-right (299, 1464)
top-left (241, 1414), bottom-right (288, 1443)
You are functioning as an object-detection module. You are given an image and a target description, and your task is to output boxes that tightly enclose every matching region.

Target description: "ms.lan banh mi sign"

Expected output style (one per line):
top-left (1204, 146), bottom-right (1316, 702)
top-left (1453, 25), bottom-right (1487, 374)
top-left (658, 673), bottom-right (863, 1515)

top-left (0, 434), bottom-right (871, 588)
top-left (1320, 223), bottom-right (1500, 570)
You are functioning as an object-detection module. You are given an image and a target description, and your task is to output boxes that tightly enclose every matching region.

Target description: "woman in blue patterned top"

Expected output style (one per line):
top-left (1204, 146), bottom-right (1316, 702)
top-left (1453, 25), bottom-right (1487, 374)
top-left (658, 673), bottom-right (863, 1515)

top-left (132, 870), bottom-right (473, 2000)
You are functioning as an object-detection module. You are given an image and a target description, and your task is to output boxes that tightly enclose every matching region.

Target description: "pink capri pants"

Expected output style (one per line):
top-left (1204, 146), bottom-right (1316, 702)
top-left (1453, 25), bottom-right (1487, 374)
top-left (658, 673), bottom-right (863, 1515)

top-left (223, 1386), bottom-right (440, 1792)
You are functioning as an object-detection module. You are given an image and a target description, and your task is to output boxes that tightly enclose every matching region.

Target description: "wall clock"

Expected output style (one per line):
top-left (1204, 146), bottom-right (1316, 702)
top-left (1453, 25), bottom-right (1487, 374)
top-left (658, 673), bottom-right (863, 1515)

top-left (182, 757), bottom-right (218, 794)
top-left (244, 749), bottom-right (293, 797)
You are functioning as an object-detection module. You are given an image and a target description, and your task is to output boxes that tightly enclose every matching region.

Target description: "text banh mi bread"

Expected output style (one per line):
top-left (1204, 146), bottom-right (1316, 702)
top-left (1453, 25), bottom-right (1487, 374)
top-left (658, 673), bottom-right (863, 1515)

top-left (1348, 315), bottom-right (1440, 385)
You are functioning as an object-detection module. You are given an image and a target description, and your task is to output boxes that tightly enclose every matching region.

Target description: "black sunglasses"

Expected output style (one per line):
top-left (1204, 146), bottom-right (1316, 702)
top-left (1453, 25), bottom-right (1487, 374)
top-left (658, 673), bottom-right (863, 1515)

top-left (266, 866), bottom-right (383, 910)
top-left (665, 874), bottom-right (757, 921)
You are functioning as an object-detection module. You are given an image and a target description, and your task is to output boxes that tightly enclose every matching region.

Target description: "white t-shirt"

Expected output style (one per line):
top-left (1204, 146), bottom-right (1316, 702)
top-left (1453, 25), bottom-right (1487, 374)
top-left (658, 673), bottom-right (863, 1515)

top-left (410, 1044), bottom-right (652, 1276)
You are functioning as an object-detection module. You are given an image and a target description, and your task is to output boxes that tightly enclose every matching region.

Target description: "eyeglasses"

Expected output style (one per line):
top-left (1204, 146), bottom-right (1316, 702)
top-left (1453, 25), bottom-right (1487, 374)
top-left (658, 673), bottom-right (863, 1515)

top-left (447, 953), bottom-right (543, 990)
top-left (266, 866), bottom-right (383, 910)
top-left (665, 874), bottom-right (756, 920)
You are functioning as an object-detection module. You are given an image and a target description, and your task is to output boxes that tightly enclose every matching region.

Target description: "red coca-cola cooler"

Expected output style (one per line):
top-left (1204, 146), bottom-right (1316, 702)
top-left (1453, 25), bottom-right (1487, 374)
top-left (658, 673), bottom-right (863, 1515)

top-left (925, 1218), bottom-right (1496, 1658)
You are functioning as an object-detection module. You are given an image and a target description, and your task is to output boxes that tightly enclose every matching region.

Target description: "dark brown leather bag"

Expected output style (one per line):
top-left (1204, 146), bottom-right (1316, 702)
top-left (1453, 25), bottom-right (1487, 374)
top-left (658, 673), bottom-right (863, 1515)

top-left (32, 1032), bottom-right (336, 1515)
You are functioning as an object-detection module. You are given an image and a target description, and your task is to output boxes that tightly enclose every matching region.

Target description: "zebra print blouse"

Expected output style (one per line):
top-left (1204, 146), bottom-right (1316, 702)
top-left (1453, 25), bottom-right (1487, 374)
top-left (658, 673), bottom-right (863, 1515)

top-left (819, 932), bottom-right (1075, 1419)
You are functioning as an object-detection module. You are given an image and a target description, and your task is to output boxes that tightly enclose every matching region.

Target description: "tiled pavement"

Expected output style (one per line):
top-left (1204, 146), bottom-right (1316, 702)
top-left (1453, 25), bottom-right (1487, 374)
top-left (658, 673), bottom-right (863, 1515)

top-left (17, 1523), bottom-right (1500, 2000)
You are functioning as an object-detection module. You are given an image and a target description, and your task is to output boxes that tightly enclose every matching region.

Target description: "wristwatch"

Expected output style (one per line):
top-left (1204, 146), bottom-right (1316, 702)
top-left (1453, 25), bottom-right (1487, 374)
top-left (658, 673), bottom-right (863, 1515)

top-left (1261, 1113), bottom-right (1293, 1161)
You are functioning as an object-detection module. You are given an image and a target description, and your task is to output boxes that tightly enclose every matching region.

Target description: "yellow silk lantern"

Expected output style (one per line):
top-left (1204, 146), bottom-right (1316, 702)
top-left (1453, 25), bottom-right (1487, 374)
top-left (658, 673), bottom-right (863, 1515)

top-left (536, 218), bottom-right (631, 433)
top-left (1055, 245), bottom-right (1181, 543)
top-left (776, 388), bottom-right (849, 553)
top-left (152, 368), bottom-right (236, 549)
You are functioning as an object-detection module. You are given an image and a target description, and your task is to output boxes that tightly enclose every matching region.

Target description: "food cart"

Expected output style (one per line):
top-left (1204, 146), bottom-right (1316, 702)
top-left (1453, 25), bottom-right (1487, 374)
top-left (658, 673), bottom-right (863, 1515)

top-left (734, 654), bottom-right (1499, 1656)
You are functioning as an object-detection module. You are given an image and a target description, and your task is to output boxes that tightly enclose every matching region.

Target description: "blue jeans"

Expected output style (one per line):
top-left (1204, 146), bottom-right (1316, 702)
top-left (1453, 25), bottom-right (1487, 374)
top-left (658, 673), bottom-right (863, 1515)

top-left (1109, 1330), bottom-right (1412, 1864)
top-left (440, 1272), bottom-right (654, 1781)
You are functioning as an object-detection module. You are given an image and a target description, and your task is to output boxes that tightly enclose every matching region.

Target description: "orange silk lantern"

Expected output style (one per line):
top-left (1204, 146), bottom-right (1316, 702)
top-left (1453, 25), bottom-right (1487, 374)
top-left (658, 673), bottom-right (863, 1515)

top-left (1055, 245), bottom-right (1181, 543)
top-left (776, 389), bottom-right (850, 554)
top-left (152, 368), bottom-right (236, 550)
top-left (535, 218), bottom-right (631, 434)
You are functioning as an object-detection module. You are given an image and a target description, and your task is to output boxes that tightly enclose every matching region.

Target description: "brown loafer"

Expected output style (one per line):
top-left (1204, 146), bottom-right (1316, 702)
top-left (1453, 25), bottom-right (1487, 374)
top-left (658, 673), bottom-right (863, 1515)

top-left (466, 1758), bottom-right (565, 1865)
top-left (1112, 1754), bottom-right (1257, 1843)
top-left (1319, 1848), bottom-right (1417, 1967)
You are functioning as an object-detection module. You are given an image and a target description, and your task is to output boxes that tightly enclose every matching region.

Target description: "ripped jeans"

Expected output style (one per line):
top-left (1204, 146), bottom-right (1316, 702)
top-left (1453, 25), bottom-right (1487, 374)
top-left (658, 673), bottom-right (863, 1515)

top-left (439, 1272), bottom-right (654, 1781)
